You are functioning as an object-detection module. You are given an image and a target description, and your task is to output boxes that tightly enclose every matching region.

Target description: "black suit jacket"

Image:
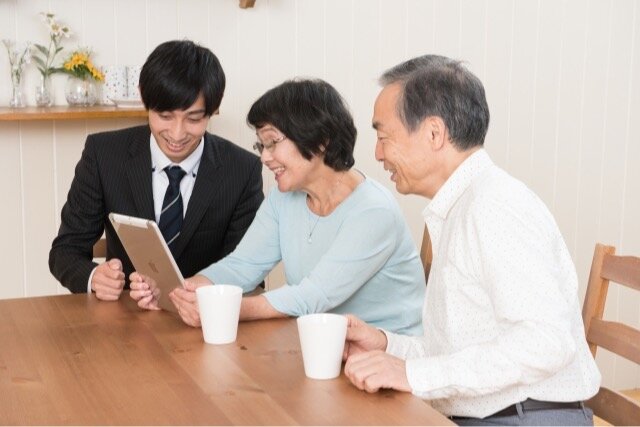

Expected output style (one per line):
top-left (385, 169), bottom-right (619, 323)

top-left (49, 125), bottom-right (264, 293)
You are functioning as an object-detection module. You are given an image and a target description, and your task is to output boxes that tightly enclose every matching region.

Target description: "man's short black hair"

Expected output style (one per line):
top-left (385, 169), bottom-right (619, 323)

top-left (139, 40), bottom-right (225, 116)
top-left (247, 79), bottom-right (356, 171)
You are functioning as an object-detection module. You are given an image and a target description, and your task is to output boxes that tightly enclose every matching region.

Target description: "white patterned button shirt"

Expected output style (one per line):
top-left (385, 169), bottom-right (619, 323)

top-left (383, 149), bottom-right (601, 418)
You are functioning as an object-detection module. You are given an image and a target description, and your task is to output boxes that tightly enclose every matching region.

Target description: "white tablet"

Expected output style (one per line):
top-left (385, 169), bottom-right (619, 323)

top-left (109, 213), bottom-right (184, 313)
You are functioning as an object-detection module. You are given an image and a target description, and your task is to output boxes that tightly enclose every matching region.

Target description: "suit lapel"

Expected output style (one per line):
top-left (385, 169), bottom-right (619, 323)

top-left (172, 133), bottom-right (223, 259)
top-left (125, 126), bottom-right (155, 220)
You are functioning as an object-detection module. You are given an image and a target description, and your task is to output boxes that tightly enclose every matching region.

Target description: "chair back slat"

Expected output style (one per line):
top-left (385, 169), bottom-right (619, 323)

top-left (587, 319), bottom-right (640, 365)
top-left (586, 387), bottom-right (640, 427)
top-left (602, 254), bottom-right (640, 292)
top-left (581, 243), bottom-right (640, 426)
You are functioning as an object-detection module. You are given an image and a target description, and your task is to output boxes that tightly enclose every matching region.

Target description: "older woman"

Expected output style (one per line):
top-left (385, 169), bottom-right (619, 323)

top-left (130, 79), bottom-right (425, 335)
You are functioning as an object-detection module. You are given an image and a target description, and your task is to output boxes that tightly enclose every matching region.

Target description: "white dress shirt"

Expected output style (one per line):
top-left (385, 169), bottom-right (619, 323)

top-left (383, 149), bottom-right (601, 418)
top-left (87, 135), bottom-right (204, 291)
top-left (149, 134), bottom-right (203, 223)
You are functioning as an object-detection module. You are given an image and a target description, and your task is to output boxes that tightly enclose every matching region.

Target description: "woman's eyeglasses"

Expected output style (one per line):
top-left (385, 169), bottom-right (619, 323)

top-left (253, 134), bottom-right (286, 154)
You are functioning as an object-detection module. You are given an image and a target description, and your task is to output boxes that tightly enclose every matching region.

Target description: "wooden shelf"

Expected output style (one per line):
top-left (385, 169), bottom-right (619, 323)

top-left (0, 106), bottom-right (147, 121)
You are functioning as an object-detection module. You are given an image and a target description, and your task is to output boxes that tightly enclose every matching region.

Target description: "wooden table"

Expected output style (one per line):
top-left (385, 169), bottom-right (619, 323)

top-left (0, 294), bottom-right (451, 425)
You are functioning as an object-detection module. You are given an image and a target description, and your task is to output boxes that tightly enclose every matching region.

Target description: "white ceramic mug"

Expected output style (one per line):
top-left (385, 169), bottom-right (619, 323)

top-left (297, 313), bottom-right (347, 379)
top-left (196, 284), bottom-right (243, 345)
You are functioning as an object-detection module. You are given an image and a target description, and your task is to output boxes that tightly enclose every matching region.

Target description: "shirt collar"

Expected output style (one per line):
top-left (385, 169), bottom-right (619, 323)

top-left (150, 134), bottom-right (204, 177)
top-left (423, 148), bottom-right (493, 220)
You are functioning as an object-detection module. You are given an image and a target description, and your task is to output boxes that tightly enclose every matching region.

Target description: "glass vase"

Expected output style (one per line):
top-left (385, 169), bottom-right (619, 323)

top-left (9, 72), bottom-right (25, 108)
top-left (65, 76), bottom-right (99, 107)
top-left (35, 73), bottom-right (53, 107)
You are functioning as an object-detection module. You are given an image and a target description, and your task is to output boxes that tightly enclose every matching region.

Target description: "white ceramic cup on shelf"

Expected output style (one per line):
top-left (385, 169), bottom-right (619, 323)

top-left (126, 65), bottom-right (143, 100)
top-left (297, 313), bottom-right (348, 380)
top-left (101, 65), bottom-right (127, 105)
top-left (196, 284), bottom-right (243, 345)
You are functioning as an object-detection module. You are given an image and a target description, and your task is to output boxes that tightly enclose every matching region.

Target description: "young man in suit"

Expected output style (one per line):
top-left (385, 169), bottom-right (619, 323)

top-left (49, 40), bottom-right (264, 301)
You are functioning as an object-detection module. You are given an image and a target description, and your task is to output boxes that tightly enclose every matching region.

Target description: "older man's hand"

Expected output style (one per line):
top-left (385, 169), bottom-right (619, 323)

top-left (344, 350), bottom-right (411, 393)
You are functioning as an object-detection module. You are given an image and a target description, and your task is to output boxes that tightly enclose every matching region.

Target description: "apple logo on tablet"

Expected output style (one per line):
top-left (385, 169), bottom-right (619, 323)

top-left (148, 261), bottom-right (159, 273)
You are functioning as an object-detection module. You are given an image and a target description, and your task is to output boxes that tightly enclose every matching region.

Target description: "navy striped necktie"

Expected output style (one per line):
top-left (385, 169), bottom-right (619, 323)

top-left (159, 165), bottom-right (186, 252)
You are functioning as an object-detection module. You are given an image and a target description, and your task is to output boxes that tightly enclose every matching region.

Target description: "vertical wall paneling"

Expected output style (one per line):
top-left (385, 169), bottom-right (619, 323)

top-left (529, 0), bottom-right (562, 206)
top-left (0, 124), bottom-right (26, 299)
top-left (21, 122), bottom-right (59, 296)
top-left (147, 0), bottom-right (178, 55)
top-left (432, 0), bottom-right (461, 57)
top-left (379, 0), bottom-right (408, 73)
top-left (406, 0), bottom-right (435, 58)
top-left (115, 0), bottom-right (147, 66)
top-left (351, 0), bottom-right (379, 183)
top-left (209, 0), bottom-right (241, 144)
top-left (296, 0), bottom-right (325, 78)
top-left (459, 0), bottom-right (487, 80)
top-left (552, 0), bottom-right (587, 258)
top-left (483, 0), bottom-right (514, 167)
top-left (1, 0), bottom-right (638, 388)
top-left (84, 0), bottom-right (118, 67)
top-left (324, 0), bottom-right (354, 104)
top-left (266, 0), bottom-right (297, 87)
top-left (177, 0), bottom-right (210, 46)
top-left (504, 0), bottom-right (539, 184)
top-left (236, 3), bottom-right (268, 150)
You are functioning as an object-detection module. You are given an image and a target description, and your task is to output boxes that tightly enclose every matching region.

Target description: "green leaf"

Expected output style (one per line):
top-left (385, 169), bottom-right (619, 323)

top-left (34, 44), bottom-right (48, 56)
top-left (55, 46), bottom-right (63, 53)
top-left (32, 56), bottom-right (46, 68)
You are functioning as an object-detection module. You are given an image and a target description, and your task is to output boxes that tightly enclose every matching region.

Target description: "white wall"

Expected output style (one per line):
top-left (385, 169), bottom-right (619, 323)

top-left (1, 0), bottom-right (638, 390)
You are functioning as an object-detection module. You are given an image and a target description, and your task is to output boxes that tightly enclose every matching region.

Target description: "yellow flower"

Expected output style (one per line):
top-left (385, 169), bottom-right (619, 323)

top-left (62, 48), bottom-right (103, 81)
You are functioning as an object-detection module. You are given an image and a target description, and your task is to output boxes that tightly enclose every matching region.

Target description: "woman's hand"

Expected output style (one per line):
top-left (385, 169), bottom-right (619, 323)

top-left (129, 272), bottom-right (161, 310)
top-left (169, 275), bottom-right (213, 327)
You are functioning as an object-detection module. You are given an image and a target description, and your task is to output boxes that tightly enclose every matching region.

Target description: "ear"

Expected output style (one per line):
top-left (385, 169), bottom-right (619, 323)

top-left (424, 116), bottom-right (447, 151)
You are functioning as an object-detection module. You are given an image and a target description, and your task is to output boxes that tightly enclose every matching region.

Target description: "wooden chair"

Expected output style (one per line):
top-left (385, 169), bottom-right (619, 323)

top-left (92, 238), bottom-right (107, 259)
top-left (582, 243), bottom-right (640, 426)
top-left (420, 225), bottom-right (433, 284)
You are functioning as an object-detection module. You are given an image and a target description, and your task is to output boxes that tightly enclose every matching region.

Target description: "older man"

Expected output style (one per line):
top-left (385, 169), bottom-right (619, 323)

top-left (343, 56), bottom-right (600, 426)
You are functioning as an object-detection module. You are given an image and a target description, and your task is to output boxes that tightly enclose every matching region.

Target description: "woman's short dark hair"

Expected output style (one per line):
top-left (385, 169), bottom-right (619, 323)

top-left (247, 79), bottom-right (356, 171)
top-left (139, 40), bottom-right (225, 116)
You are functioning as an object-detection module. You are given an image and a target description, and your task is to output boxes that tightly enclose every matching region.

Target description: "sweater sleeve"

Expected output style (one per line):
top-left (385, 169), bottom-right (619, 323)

top-left (198, 190), bottom-right (281, 293)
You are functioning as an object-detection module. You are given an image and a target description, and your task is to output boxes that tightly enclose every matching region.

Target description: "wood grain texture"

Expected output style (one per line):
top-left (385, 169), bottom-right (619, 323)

top-left (0, 106), bottom-right (147, 121)
top-left (0, 293), bottom-right (451, 425)
top-left (588, 387), bottom-right (640, 427)
top-left (582, 243), bottom-right (640, 425)
top-left (2, 0), bottom-right (639, 390)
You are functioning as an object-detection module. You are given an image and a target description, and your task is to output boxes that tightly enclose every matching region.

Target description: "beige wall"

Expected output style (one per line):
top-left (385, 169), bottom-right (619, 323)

top-left (1, 0), bottom-right (638, 389)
